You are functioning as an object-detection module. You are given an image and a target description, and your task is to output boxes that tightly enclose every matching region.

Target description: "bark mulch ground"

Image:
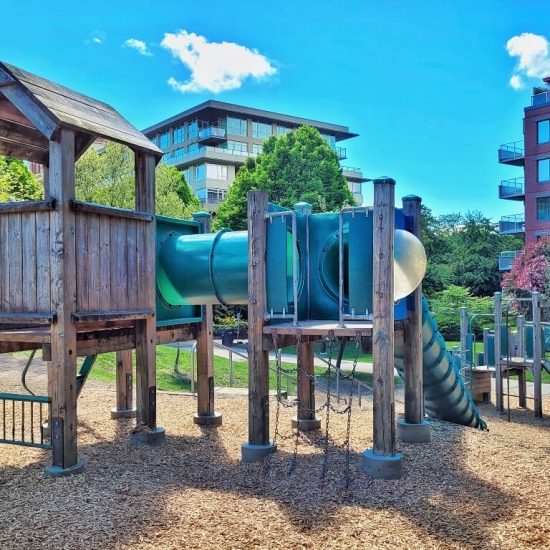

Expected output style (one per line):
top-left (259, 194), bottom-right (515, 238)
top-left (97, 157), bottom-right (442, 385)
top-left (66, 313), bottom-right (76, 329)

top-left (0, 363), bottom-right (549, 549)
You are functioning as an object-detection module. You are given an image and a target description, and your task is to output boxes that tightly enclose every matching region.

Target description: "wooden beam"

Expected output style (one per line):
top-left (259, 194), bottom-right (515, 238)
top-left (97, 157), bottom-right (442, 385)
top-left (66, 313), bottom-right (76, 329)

top-left (0, 137), bottom-right (49, 165)
top-left (71, 308), bottom-right (153, 323)
top-left (0, 199), bottom-right (55, 214)
top-left (292, 337), bottom-right (321, 431)
top-left (245, 191), bottom-right (271, 453)
top-left (47, 127), bottom-right (80, 473)
top-left (372, 178), bottom-right (396, 456)
top-left (0, 312), bottom-right (55, 325)
top-left (74, 132), bottom-right (96, 162)
top-left (0, 84), bottom-right (59, 139)
top-left (0, 96), bottom-right (34, 127)
top-left (0, 118), bottom-right (49, 149)
top-left (156, 324), bottom-right (197, 345)
top-left (70, 200), bottom-right (154, 222)
top-left (402, 195), bottom-right (424, 425)
top-left (192, 213), bottom-right (220, 426)
top-left (134, 151), bottom-right (161, 435)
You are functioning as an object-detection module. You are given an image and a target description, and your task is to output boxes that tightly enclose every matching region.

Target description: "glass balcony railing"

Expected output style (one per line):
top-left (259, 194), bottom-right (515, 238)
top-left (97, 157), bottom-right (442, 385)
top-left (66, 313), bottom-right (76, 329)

top-left (499, 213), bottom-right (525, 235)
top-left (532, 91), bottom-right (550, 107)
top-left (341, 166), bottom-right (362, 174)
top-left (198, 126), bottom-right (227, 143)
top-left (499, 177), bottom-right (525, 199)
top-left (498, 140), bottom-right (524, 164)
top-left (499, 250), bottom-right (520, 271)
top-left (163, 145), bottom-right (257, 165)
top-left (334, 146), bottom-right (347, 160)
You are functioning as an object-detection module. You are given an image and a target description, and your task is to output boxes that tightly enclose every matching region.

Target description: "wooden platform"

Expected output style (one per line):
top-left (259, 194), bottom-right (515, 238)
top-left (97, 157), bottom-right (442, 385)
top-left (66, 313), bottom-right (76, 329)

top-left (264, 320), bottom-right (374, 337)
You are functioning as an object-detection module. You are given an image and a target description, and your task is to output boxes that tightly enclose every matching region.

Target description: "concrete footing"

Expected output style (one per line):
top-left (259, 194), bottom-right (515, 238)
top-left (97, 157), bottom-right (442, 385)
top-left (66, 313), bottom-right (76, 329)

top-left (291, 417), bottom-right (321, 431)
top-left (361, 448), bottom-right (403, 479)
top-left (111, 408), bottom-right (137, 420)
top-left (397, 418), bottom-right (431, 443)
top-left (241, 442), bottom-right (276, 463)
top-left (129, 426), bottom-right (166, 447)
top-left (193, 412), bottom-right (223, 426)
top-left (44, 457), bottom-right (85, 477)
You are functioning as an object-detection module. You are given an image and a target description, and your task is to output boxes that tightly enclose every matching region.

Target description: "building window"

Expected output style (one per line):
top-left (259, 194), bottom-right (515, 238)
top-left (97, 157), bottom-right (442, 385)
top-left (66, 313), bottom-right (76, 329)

top-left (173, 147), bottom-right (185, 161)
top-left (538, 158), bottom-right (550, 182)
top-left (537, 196), bottom-right (550, 221)
top-left (227, 117), bottom-right (247, 136)
top-left (538, 120), bottom-right (550, 144)
top-left (276, 125), bottom-right (291, 136)
top-left (194, 164), bottom-right (206, 181)
top-left (206, 164), bottom-right (228, 180)
top-left (150, 135), bottom-right (159, 146)
top-left (183, 168), bottom-right (190, 182)
top-left (188, 121), bottom-right (198, 140)
top-left (321, 134), bottom-right (336, 148)
top-left (173, 125), bottom-right (185, 144)
top-left (252, 144), bottom-right (263, 155)
top-left (163, 152), bottom-right (172, 164)
top-left (188, 143), bottom-right (199, 154)
top-left (252, 121), bottom-right (272, 139)
top-left (159, 130), bottom-right (170, 149)
top-left (225, 140), bottom-right (248, 153)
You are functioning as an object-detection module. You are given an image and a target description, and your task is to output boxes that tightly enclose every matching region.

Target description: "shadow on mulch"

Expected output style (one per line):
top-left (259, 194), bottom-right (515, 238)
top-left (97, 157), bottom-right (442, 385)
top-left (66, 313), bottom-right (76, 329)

top-left (0, 413), bottom-right (521, 550)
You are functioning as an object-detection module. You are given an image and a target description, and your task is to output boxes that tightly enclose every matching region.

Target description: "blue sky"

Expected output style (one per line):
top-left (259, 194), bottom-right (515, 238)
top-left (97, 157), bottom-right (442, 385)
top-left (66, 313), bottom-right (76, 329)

top-left (2, 0), bottom-right (550, 219)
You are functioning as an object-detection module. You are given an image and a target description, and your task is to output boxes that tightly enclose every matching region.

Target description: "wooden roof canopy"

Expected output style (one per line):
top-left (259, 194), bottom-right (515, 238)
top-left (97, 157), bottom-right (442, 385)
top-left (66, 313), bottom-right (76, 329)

top-left (0, 61), bottom-right (163, 166)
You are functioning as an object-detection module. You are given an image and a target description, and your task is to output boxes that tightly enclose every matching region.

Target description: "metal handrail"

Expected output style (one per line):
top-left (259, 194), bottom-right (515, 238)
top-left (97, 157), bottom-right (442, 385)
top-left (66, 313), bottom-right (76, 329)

top-left (499, 140), bottom-right (524, 156)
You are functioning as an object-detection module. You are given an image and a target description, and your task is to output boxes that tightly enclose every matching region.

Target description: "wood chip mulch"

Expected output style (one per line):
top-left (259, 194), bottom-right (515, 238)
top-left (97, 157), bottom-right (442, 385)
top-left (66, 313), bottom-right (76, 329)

top-left (0, 377), bottom-right (549, 550)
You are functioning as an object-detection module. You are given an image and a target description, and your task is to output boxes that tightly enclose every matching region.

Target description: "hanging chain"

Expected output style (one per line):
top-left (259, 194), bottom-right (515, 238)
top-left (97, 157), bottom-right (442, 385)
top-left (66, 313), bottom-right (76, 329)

top-left (288, 333), bottom-right (302, 474)
top-left (343, 334), bottom-right (360, 488)
top-left (320, 333), bottom-right (335, 479)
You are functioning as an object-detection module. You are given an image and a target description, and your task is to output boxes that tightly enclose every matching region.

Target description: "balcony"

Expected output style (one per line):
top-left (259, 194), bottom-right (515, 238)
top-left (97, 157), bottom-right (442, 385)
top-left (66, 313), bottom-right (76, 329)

top-left (198, 126), bottom-right (227, 145)
top-left (499, 250), bottom-right (520, 271)
top-left (334, 146), bottom-right (347, 160)
top-left (498, 140), bottom-right (524, 166)
top-left (532, 90), bottom-right (550, 107)
top-left (499, 213), bottom-right (525, 235)
top-left (498, 177), bottom-right (525, 200)
top-left (341, 166), bottom-right (369, 183)
top-left (197, 188), bottom-right (228, 212)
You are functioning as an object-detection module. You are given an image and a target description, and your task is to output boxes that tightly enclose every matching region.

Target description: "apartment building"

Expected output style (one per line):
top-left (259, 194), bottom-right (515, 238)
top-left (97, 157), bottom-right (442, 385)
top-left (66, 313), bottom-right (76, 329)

top-left (498, 77), bottom-right (550, 270)
top-left (142, 100), bottom-right (366, 211)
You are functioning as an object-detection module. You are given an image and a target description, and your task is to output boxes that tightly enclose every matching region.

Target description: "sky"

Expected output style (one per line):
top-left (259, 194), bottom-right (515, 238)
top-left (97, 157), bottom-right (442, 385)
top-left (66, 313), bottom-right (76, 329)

top-left (2, 0), bottom-right (550, 219)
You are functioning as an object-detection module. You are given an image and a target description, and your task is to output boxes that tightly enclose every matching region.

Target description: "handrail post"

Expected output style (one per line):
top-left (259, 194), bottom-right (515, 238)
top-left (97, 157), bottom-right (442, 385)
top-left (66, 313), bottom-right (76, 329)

top-left (362, 177), bottom-right (402, 479)
top-left (532, 292), bottom-right (543, 417)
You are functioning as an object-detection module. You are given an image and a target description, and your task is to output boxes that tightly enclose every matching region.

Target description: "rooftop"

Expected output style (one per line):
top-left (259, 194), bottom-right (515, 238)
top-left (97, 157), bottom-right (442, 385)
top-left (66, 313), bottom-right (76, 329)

top-left (142, 99), bottom-right (358, 142)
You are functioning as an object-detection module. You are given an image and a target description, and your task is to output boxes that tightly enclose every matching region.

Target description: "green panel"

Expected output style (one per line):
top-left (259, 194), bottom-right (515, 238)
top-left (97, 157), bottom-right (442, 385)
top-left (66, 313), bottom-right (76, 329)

top-left (266, 215), bottom-right (289, 314)
top-left (347, 210), bottom-right (373, 315)
top-left (466, 333), bottom-right (474, 364)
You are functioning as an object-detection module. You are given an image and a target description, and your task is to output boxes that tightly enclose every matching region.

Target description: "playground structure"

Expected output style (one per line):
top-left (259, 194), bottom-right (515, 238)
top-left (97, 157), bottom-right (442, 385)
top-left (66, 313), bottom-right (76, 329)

top-left (459, 291), bottom-right (549, 419)
top-left (0, 61), bottom-right (488, 479)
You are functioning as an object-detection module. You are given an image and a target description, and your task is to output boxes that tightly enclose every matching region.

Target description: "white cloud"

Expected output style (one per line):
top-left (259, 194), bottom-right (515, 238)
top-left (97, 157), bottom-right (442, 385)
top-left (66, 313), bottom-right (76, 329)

top-left (509, 74), bottom-right (524, 90)
top-left (160, 30), bottom-right (276, 93)
top-left (124, 38), bottom-right (153, 57)
top-left (506, 32), bottom-right (550, 89)
top-left (86, 31), bottom-right (105, 45)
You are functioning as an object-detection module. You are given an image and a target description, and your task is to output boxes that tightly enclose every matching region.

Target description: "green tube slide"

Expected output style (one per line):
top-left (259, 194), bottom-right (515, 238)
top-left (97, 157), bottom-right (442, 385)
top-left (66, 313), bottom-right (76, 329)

top-left (395, 297), bottom-right (487, 430)
top-left (157, 224), bottom-right (486, 430)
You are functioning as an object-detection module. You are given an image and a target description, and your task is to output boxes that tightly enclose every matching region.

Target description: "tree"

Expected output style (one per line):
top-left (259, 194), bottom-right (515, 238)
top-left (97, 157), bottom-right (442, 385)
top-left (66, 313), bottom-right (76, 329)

top-left (0, 156), bottom-right (42, 201)
top-left (502, 238), bottom-right (550, 296)
top-left (75, 142), bottom-right (199, 218)
top-left (215, 126), bottom-right (354, 230)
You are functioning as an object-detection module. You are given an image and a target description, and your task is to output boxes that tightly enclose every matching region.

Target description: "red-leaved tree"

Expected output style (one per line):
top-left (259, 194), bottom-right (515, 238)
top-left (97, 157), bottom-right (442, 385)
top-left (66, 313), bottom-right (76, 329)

top-left (502, 237), bottom-right (550, 296)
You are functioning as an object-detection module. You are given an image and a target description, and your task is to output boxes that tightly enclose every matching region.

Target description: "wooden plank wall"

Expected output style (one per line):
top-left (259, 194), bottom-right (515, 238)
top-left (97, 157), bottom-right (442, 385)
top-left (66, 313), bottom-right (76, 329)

top-left (0, 210), bottom-right (52, 313)
top-left (0, 209), bottom-right (149, 316)
top-left (74, 211), bottom-right (147, 313)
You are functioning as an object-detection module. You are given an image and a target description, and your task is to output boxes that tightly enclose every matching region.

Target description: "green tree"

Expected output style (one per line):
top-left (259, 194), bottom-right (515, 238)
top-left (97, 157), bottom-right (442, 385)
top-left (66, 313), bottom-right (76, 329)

top-left (0, 156), bottom-right (42, 201)
top-left (215, 126), bottom-right (354, 230)
top-left (75, 142), bottom-right (199, 218)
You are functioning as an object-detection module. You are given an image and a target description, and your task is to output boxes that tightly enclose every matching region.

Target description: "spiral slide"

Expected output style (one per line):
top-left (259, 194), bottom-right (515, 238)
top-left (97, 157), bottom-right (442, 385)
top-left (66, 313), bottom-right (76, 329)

top-left (395, 296), bottom-right (487, 430)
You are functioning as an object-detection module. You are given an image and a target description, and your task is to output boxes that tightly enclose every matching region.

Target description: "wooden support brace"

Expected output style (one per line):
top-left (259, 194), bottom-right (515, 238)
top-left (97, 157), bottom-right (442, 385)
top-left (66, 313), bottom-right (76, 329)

top-left (192, 212), bottom-right (221, 426)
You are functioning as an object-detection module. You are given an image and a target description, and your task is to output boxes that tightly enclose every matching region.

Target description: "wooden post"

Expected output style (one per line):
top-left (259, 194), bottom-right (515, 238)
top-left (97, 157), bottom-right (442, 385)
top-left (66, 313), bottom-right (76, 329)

top-left (111, 350), bottom-right (136, 419)
top-left (292, 337), bottom-right (321, 431)
top-left (362, 177), bottom-right (402, 479)
top-left (397, 195), bottom-right (430, 443)
top-left (494, 292), bottom-right (503, 412)
top-left (532, 292), bottom-right (543, 418)
top-left (193, 212), bottom-right (221, 426)
top-left (45, 128), bottom-right (82, 476)
top-left (241, 191), bottom-right (275, 462)
top-left (131, 151), bottom-right (164, 445)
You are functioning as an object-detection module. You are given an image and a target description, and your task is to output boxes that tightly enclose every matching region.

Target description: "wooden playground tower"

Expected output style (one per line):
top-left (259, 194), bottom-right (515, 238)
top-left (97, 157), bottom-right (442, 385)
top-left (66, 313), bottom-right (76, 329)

top-left (0, 61), bottom-right (430, 479)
